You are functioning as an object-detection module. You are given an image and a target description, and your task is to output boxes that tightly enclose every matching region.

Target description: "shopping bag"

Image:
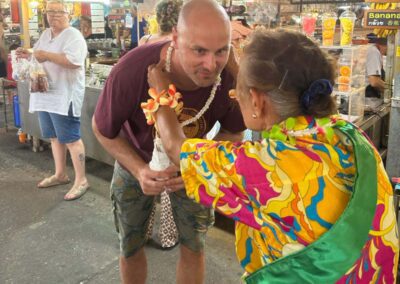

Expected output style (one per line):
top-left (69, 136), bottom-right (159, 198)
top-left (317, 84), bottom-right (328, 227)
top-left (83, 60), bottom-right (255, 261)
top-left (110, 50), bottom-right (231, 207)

top-left (146, 137), bottom-right (179, 249)
top-left (29, 57), bottom-right (49, 93)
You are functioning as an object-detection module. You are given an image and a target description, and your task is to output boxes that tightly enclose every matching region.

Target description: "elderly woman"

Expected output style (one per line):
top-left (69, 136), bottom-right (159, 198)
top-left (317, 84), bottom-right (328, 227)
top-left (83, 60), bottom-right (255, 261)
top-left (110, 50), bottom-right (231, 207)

top-left (16, 1), bottom-right (89, 201)
top-left (148, 29), bottom-right (399, 283)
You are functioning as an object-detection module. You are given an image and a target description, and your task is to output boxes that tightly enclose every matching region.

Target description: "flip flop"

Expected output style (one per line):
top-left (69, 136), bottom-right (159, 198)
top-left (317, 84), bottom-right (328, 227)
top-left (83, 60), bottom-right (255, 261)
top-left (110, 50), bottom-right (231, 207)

top-left (64, 183), bottom-right (89, 201)
top-left (37, 175), bottom-right (70, 188)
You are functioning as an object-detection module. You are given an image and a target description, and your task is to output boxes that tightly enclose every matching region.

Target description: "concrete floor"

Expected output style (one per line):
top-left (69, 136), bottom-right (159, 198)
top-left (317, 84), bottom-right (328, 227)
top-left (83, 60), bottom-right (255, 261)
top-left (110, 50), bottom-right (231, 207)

top-left (0, 129), bottom-right (243, 284)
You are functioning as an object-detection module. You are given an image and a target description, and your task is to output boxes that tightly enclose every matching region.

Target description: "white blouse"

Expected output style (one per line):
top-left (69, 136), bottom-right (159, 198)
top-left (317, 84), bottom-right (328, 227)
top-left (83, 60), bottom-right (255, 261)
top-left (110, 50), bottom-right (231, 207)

top-left (29, 27), bottom-right (87, 117)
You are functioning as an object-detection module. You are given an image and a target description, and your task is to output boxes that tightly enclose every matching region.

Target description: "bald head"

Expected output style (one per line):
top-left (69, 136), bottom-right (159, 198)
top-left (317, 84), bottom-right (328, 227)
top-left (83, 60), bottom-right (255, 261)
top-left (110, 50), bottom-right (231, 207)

top-left (171, 0), bottom-right (232, 88)
top-left (177, 0), bottom-right (230, 34)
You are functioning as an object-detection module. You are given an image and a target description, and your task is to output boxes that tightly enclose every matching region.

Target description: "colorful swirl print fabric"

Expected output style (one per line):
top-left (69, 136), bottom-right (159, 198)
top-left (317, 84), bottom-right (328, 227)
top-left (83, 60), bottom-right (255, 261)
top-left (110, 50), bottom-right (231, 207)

top-left (180, 116), bottom-right (399, 283)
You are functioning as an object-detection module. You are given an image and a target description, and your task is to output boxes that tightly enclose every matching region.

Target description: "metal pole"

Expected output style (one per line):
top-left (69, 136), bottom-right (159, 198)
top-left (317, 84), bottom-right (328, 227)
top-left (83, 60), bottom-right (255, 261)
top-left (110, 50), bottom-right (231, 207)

top-left (136, 3), bottom-right (140, 44)
top-left (19, 0), bottom-right (31, 48)
top-left (386, 31), bottom-right (400, 179)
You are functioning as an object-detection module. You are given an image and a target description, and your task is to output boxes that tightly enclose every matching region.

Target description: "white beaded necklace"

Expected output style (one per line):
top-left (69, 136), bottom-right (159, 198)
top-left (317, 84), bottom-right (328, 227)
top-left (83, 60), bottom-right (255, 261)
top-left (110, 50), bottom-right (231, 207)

top-left (165, 43), bottom-right (221, 127)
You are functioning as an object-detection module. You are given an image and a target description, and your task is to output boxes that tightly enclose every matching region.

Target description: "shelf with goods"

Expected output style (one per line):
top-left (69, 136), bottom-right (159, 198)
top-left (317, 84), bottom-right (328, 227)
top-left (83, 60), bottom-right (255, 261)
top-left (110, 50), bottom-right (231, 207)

top-left (320, 44), bottom-right (368, 123)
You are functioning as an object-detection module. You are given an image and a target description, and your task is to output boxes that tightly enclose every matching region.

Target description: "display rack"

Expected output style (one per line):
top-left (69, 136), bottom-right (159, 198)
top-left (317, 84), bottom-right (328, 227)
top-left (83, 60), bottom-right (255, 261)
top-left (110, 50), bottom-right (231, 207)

top-left (321, 45), bottom-right (368, 122)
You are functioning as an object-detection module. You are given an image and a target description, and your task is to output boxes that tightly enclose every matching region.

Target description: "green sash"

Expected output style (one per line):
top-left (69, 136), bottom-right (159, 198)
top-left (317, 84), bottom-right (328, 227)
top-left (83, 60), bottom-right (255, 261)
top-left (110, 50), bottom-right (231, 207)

top-left (245, 123), bottom-right (378, 284)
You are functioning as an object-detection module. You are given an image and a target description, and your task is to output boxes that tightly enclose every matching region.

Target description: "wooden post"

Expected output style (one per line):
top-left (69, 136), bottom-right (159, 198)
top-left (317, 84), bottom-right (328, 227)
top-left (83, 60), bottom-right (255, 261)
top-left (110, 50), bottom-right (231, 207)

top-left (20, 0), bottom-right (31, 48)
top-left (116, 22), bottom-right (121, 48)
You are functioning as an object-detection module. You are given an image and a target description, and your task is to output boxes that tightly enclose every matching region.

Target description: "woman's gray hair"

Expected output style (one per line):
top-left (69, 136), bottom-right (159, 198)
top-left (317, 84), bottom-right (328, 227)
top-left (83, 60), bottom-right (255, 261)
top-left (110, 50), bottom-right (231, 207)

top-left (46, 0), bottom-right (68, 11)
top-left (239, 28), bottom-right (337, 119)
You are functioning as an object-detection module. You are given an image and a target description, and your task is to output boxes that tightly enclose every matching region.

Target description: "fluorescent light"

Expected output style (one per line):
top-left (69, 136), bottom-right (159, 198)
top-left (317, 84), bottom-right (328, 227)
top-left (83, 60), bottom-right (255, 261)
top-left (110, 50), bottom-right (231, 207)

top-left (64, 0), bottom-right (104, 2)
top-left (29, 1), bottom-right (39, 7)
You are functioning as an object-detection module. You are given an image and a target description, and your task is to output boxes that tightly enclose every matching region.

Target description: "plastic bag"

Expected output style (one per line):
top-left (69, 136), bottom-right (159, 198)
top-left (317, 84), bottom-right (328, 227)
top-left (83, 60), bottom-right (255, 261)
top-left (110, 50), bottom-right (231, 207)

top-left (30, 57), bottom-right (49, 93)
top-left (11, 50), bottom-right (30, 81)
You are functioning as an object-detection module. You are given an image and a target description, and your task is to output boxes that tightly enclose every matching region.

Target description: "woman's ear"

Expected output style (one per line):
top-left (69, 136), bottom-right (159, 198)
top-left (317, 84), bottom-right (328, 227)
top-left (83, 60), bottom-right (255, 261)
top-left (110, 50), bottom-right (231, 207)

top-left (249, 88), bottom-right (266, 117)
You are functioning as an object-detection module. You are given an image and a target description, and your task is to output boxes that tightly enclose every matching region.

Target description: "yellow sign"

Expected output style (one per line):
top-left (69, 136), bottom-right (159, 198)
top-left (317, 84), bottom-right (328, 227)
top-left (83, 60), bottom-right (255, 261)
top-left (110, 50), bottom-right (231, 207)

top-left (396, 46), bottom-right (400, 57)
top-left (364, 9), bottom-right (400, 29)
top-left (365, 0), bottom-right (400, 2)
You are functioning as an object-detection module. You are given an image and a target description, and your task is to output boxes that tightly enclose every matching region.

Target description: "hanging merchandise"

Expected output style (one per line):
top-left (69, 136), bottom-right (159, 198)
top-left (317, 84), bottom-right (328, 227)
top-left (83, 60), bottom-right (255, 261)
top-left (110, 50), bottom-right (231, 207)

top-left (73, 3), bottom-right (82, 18)
top-left (125, 12), bottom-right (133, 28)
top-left (81, 2), bottom-right (91, 16)
top-left (247, 2), bottom-right (278, 27)
top-left (10, 0), bottom-right (19, 23)
top-left (147, 15), bottom-right (158, 35)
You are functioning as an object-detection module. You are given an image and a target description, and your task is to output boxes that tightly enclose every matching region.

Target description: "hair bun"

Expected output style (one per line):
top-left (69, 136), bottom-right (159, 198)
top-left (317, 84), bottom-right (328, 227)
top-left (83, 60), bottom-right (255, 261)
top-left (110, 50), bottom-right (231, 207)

top-left (300, 79), bottom-right (333, 111)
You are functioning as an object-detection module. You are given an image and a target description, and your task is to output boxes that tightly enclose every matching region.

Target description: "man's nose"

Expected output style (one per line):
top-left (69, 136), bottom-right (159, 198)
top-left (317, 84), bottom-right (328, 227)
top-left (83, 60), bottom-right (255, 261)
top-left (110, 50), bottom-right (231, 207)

top-left (202, 54), bottom-right (216, 71)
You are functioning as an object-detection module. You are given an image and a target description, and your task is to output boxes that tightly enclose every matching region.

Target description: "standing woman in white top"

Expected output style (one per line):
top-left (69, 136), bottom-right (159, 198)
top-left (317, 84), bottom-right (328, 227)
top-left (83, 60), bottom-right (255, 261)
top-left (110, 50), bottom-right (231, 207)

top-left (16, 0), bottom-right (89, 201)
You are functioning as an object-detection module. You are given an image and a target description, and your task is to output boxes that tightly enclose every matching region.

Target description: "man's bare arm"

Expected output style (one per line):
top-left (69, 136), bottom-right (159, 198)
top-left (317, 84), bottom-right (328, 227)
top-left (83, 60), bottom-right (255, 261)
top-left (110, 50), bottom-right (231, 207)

top-left (368, 75), bottom-right (386, 93)
top-left (92, 116), bottom-right (179, 195)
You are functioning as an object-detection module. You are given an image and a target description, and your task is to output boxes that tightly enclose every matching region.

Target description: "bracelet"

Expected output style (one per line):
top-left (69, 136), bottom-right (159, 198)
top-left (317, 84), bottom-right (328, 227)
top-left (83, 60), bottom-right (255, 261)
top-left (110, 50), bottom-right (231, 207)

top-left (141, 84), bottom-right (182, 125)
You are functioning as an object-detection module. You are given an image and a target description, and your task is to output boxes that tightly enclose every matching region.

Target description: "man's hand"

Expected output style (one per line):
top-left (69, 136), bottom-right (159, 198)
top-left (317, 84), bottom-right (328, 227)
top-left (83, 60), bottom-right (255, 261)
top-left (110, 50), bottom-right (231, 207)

top-left (164, 164), bottom-right (184, 192)
top-left (15, 47), bottom-right (31, 60)
top-left (33, 50), bottom-right (48, 63)
top-left (147, 59), bottom-right (171, 93)
top-left (137, 164), bottom-right (183, 195)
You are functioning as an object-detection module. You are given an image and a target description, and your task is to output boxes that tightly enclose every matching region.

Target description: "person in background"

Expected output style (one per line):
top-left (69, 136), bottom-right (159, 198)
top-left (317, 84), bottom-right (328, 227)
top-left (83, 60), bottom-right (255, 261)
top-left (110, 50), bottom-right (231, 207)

top-left (139, 0), bottom-right (182, 46)
top-left (104, 16), bottom-right (113, 39)
top-left (16, 0), bottom-right (89, 201)
top-left (92, 0), bottom-right (244, 283)
top-left (80, 16), bottom-right (102, 57)
top-left (365, 33), bottom-right (388, 98)
top-left (149, 28), bottom-right (399, 283)
top-left (80, 15), bottom-right (105, 40)
top-left (130, 5), bottom-right (147, 49)
top-left (0, 23), bottom-right (7, 78)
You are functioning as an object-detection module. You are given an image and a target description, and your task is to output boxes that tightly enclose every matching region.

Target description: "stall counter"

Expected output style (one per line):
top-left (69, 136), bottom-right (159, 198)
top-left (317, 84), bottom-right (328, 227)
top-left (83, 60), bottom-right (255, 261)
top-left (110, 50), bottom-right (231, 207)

top-left (18, 81), bottom-right (114, 166)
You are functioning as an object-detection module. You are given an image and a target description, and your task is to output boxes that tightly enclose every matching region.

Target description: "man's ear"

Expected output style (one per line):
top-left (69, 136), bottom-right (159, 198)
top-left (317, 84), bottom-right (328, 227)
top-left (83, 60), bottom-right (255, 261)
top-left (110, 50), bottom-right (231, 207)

top-left (249, 88), bottom-right (266, 116)
top-left (172, 27), bottom-right (178, 49)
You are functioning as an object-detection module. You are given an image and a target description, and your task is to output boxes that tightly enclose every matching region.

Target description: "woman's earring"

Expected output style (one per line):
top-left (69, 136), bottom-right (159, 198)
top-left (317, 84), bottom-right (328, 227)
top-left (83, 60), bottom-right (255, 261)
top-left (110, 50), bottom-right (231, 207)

top-left (252, 114), bottom-right (257, 119)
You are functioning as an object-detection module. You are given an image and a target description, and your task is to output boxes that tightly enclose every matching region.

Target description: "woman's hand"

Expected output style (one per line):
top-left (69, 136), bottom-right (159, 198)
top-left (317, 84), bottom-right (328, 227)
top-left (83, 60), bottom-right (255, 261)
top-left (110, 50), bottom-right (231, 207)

top-left (15, 47), bottom-right (32, 60)
top-left (147, 59), bottom-right (171, 93)
top-left (33, 50), bottom-right (48, 63)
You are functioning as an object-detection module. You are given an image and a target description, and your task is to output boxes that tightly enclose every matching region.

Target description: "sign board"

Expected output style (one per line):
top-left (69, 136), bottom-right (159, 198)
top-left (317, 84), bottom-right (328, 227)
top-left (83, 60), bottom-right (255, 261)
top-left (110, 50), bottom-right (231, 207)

top-left (290, 0), bottom-right (361, 4)
top-left (90, 3), bottom-right (105, 34)
top-left (364, 9), bottom-right (400, 29)
top-left (364, 0), bottom-right (400, 2)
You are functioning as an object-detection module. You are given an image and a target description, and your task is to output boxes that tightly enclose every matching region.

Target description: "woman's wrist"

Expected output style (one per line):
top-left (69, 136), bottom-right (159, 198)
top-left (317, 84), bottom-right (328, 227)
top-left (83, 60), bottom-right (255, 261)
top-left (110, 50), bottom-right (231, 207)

top-left (141, 84), bottom-right (182, 125)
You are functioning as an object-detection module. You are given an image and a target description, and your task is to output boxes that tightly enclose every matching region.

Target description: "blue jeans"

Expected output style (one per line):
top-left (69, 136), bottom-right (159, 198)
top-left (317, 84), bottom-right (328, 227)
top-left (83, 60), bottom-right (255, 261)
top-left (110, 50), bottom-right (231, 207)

top-left (38, 104), bottom-right (81, 144)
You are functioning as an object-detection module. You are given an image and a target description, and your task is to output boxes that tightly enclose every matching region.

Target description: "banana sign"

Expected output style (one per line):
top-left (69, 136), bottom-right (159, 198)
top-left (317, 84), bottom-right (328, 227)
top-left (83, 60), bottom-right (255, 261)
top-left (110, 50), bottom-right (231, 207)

top-left (365, 9), bottom-right (400, 29)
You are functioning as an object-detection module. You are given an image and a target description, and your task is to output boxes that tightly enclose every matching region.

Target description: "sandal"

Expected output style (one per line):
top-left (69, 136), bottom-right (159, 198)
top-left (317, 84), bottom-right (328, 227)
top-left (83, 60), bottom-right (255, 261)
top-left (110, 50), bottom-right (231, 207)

top-left (37, 175), bottom-right (70, 188)
top-left (64, 183), bottom-right (89, 201)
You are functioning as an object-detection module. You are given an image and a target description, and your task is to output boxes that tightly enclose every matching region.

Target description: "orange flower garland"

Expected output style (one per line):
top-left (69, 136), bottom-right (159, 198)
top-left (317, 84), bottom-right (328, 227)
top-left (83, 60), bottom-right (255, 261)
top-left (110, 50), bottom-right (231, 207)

top-left (141, 84), bottom-right (183, 125)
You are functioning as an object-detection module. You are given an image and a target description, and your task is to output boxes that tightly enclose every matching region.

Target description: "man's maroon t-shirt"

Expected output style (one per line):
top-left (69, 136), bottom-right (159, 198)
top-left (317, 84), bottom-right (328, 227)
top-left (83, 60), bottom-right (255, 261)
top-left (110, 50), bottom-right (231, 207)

top-left (94, 41), bottom-right (245, 163)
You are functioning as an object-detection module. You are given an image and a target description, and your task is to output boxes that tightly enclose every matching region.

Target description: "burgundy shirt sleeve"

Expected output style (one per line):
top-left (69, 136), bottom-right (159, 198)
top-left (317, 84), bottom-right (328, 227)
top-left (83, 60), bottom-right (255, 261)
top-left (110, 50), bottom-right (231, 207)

top-left (94, 64), bottom-right (141, 139)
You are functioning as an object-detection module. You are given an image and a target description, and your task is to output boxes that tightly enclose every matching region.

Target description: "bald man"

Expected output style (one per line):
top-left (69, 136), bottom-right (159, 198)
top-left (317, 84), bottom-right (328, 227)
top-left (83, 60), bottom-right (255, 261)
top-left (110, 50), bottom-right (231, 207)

top-left (92, 1), bottom-right (245, 283)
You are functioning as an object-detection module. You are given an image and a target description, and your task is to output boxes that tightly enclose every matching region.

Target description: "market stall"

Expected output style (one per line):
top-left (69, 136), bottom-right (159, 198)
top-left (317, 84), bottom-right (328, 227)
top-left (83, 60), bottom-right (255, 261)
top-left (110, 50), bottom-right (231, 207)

top-left (9, 0), bottom-right (400, 178)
